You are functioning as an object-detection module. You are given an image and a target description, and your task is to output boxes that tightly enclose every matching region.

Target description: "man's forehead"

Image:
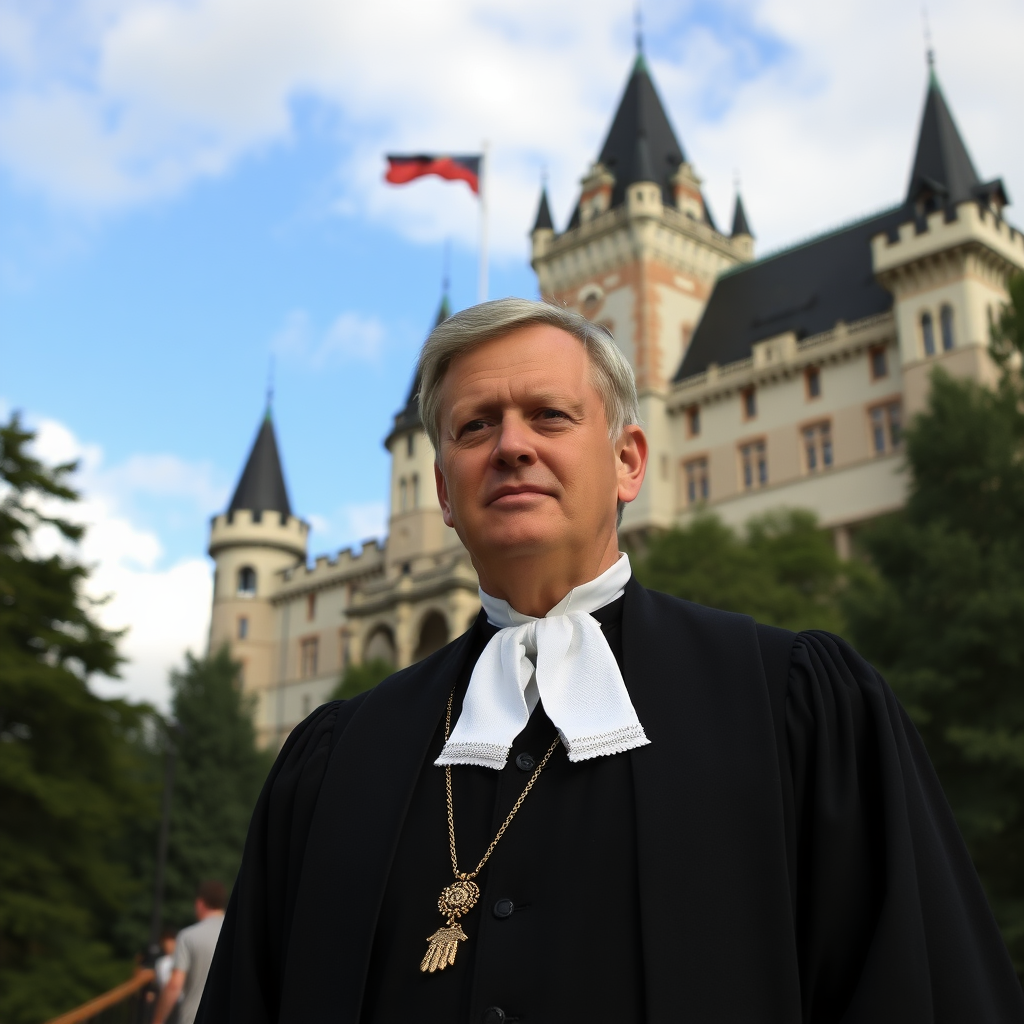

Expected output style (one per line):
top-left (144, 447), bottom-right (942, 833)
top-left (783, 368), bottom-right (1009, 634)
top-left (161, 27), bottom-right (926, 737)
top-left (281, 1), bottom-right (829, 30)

top-left (445, 327), bottom-right (591, 396)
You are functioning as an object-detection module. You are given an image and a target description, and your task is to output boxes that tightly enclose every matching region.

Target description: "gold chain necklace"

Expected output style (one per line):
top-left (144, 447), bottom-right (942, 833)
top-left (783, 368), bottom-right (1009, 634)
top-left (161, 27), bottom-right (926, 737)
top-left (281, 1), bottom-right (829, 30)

top-left (420, 688), bottom-right (561, 973)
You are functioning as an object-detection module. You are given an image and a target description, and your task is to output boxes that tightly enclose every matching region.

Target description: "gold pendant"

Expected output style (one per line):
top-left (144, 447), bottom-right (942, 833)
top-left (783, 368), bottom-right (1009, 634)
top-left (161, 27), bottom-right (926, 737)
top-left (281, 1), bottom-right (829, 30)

top-left (419, 879), bottom-right (480, 972)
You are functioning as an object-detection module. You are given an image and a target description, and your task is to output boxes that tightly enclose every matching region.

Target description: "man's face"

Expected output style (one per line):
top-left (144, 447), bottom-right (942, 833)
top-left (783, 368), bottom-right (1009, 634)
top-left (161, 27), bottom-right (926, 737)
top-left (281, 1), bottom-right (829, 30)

top-left (434, 325), bottom-right (632, 564)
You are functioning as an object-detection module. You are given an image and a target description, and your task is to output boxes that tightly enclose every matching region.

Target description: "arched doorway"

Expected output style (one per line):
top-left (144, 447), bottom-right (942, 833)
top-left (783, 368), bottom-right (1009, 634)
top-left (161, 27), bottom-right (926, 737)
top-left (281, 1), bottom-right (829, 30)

top-left (413, 611), bottom-right (449, 662)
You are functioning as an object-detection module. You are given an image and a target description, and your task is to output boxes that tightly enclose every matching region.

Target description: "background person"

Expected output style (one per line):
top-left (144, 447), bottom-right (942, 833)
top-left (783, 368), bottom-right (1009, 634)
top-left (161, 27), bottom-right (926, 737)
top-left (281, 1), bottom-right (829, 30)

top-left (153, 881), bottom-right (225, 1024)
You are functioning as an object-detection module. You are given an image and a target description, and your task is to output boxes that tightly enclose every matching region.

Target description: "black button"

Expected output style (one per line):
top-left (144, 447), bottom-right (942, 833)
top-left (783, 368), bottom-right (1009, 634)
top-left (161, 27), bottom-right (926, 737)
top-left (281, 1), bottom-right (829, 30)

top-left (515, 752), bottom-right (536, 771)
top-left (493, 898), bottom-right (515, 919)
top-left (482, 1008), bottom-right (506, 1024)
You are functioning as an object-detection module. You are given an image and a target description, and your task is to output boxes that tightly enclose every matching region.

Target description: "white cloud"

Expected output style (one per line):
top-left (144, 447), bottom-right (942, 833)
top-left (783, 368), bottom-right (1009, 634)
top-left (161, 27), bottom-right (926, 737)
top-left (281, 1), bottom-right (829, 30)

top-left (271, 307), bottom-right (386, 367)
top-left (0, 0), bottom-right (1021, 256)
top-left (308, 500), bottom-right (387, 553)
top-left (21, 412), bottom-right (219, 710)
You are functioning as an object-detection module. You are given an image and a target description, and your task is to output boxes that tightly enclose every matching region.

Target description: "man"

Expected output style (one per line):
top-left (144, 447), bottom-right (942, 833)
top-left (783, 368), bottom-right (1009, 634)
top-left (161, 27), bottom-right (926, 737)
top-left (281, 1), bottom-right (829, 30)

top-left (200, 299), bottom-right (1023, 1022)
top-left (155, 881), bottom-right (226, 1024)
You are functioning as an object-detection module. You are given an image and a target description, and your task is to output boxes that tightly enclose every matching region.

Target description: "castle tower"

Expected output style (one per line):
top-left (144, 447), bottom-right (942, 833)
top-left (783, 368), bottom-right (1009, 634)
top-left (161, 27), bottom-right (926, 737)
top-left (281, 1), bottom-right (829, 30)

top-left (872, 63), bottom-right (1021, 417)
top-left (208, 408), bottom-right (309, 707)
top-left (531, 45), bottom-right (753, 536)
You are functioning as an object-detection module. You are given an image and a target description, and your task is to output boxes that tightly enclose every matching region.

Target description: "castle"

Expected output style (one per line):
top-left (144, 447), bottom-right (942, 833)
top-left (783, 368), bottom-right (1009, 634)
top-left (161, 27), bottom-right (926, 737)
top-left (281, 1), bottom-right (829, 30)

top-left (207, 50), bottom-right (1024, 748)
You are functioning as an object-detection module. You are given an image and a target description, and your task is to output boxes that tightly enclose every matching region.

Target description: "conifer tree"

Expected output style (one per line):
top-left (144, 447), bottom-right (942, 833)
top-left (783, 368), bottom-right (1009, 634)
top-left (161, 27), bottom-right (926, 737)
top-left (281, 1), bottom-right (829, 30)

top-left (161, 648), bottom-right (274, 929)
top-left (0, 414), bottom-right (152, 1024)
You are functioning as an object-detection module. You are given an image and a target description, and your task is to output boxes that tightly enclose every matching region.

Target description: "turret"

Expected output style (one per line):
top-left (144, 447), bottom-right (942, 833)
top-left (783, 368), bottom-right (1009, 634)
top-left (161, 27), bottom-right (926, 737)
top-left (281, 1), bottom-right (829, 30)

top-left (730, 191), bottom-right (754, 260)
top-left (208, 408), bottom-right (308, 699)
top-left (530, 185), bottom-right (555, 260)
top-left (872, 62), bottom-right (1023, 417)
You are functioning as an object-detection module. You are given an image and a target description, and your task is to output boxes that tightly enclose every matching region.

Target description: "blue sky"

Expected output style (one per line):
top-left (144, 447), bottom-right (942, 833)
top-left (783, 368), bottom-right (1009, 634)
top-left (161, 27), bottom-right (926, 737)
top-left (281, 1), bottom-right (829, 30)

top-left (2, 0), bottom-right (1021, 705)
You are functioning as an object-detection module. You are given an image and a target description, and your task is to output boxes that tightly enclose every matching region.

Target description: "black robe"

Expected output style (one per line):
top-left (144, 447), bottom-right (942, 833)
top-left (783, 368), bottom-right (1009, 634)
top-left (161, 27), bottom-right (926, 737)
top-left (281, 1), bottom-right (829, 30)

top-left (198, 579), bottom-right (1024, 1023)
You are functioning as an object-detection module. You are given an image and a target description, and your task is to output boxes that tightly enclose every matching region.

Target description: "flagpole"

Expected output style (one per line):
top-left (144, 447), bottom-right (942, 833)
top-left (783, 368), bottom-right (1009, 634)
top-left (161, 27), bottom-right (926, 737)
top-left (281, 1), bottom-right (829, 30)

top-left (478, 140), bottom-right (489, 303)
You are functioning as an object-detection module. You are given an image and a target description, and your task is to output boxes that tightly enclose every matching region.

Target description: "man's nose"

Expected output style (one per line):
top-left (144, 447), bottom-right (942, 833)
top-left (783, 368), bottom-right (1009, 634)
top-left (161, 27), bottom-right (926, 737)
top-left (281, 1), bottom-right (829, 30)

top-left (492, 416), bottom-right (536, 467)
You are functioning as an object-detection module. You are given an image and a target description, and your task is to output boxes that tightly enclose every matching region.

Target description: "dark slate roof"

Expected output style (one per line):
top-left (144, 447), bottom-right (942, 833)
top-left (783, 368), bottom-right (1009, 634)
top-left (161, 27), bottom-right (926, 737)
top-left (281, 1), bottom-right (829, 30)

top-left (675, 205), bottom-right (910, 381)
top-left (907, 71), bottom-right (981, 207)
top-left (598, 53), bottom-right (687, 209)
top-left (228, 413), bottom-right (292, 515)
top-left (386, 294), bottom-right (452, 445)
top-left (731, 193), bottom-right (752, 238)
top-left (532, 187), bottom-right (554, 231)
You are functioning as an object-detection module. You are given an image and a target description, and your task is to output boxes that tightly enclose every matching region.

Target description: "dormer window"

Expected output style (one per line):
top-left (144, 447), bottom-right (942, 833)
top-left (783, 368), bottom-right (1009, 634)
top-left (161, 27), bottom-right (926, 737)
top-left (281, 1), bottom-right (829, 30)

top-left (406, 433), bottom-right (415, 458)
top-left (237, 566), bottom-right (257, 596)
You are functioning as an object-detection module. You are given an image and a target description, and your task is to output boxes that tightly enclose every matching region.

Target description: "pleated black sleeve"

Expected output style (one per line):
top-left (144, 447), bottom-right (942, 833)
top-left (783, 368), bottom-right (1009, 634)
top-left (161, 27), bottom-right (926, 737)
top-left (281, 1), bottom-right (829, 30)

top-left (777, 629), bottom-right (1024, 1023)
top-left (195, 696), bottom-right (361, 1024)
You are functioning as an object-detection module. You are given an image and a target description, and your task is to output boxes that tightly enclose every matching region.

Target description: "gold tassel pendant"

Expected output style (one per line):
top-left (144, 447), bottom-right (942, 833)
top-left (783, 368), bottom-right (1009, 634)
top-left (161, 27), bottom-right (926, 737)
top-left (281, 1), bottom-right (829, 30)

top-left (419, 879), bottom-right (479, 972)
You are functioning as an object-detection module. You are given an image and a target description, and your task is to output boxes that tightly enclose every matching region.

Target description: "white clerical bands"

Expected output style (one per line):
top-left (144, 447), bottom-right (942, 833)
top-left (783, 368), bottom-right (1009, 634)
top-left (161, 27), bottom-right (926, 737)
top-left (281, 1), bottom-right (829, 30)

top-left (435, 554), bottom-right (650, 770)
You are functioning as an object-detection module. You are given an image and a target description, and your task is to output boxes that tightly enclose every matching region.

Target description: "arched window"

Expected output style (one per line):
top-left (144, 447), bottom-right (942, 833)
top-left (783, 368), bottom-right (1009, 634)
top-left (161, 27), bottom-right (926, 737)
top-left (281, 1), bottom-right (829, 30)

top-left (940, 305), bottom-right (955, 351)
top-left (411, 473), bottom-right (420, 509)
top-left (399, 478), bottom-right (407, 513)
top-left (237, 565), bottom-right (257, 595)
top-left (921, 312), bottom-right (936, 356)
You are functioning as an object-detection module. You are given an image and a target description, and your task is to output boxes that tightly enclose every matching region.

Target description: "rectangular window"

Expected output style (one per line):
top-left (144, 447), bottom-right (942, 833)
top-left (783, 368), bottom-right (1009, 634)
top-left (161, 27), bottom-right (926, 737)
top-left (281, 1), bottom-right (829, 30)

top-left (406, 433), bottom-right (415, 458)
top-left (306, 593), bottom-right (316, 621)
top-left (237, 616), bottom-right (248, 640)
top-left (300, 637), bottom-right (319, 679)
top-left (742, 387), bottom-right (757, 420)
top-left (805, 367), bottom-right (821, 399)
top-left (870, 346), bottom-right (888, 380)
top-left (739, 441), bottom-right (767, 490)
top-left (870, 401), bottom-right (903, 455)
top-left (802, 422), bottom-right (834, 473)
top-left (687, 405), bottom-right (701, 437)
top-left (683, 458), bottom-right (709, 506)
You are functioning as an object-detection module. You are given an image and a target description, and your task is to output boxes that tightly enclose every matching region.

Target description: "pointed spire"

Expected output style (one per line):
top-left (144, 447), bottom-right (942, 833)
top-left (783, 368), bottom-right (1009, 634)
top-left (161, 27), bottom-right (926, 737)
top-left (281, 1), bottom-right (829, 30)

top-left (387, 295), bottom-right (451, 445)
top-left (435, 290), bottom-right (451, 326)
top-left (228, 413), bottom-right (292, 516)
top-left (906, 67), bottom-right (981, 207)
top-left (597, 51), bottom-right (687, 209)
top-left (532, 186), bottom-right (554, 232)
top-left (731, 192), bottom-right (753, 238)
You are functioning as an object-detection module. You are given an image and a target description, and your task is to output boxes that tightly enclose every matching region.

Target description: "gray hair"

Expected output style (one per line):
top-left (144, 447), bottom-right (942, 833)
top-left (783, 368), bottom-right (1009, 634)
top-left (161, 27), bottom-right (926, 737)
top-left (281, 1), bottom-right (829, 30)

top-left (417, 297), bottom-right (640, 456)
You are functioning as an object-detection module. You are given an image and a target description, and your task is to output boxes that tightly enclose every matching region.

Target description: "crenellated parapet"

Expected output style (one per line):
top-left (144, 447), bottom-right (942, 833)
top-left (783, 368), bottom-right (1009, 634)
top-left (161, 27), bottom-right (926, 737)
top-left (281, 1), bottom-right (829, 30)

top-left (209, 508), bottom-right (308, 560)
top-left (275, 539), bottom-right (386, 601)
top-left (872, 201), bottom-right (1024, 294)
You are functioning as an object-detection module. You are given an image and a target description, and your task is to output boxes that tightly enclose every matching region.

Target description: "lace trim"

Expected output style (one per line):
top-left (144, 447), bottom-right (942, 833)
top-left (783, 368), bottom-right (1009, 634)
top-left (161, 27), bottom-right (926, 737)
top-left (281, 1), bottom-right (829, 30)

top-left (434, 741), bottom-right (510, 770)
top-left (564, 723), bottom-right (650, 763)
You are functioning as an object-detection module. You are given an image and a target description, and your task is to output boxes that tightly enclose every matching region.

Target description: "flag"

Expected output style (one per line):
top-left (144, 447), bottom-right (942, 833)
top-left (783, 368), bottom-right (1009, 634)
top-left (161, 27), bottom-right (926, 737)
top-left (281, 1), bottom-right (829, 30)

top-left (384, 154), bottom-right (482, 195)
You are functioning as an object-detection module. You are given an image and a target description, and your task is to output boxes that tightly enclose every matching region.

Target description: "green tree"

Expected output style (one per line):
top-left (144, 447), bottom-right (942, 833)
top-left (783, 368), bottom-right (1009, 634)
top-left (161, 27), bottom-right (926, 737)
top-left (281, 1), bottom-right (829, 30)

top-left (634, 509), bottom-right (847, 632)
top-left (330, 659), bottom-right (395, 701)
top-left (844, 275), bottom-right (1024, 967)
top-left (0, 414), bottom-right (155, 1024)
top-left (161, 648), bottom-right (274, 929)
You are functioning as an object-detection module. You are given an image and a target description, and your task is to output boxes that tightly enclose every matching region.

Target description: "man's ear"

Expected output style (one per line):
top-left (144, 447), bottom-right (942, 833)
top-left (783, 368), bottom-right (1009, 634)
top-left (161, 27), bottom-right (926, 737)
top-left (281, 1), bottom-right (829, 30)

top-left (434, 459), bottom-right (456, 528)
top-left (616, 424), bottom-right (648, 505)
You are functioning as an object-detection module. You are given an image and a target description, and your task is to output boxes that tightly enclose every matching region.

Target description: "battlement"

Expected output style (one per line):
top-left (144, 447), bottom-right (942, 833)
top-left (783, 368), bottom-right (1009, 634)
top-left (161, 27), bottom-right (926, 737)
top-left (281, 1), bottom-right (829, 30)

top-left (872, 201), bottom-right (1024, 277)
top-left (208, 508), bottom-right (309, 559)
top-left (276, 538), bottom-right (386, 597)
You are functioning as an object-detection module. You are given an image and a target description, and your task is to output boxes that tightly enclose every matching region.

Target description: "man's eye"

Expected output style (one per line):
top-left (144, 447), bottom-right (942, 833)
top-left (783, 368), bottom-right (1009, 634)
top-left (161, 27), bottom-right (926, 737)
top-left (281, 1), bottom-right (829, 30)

top-left (539, 409), bottom-right (568, 420)
top-left (461, 419), bottom-right (488, 435)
